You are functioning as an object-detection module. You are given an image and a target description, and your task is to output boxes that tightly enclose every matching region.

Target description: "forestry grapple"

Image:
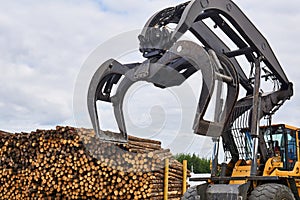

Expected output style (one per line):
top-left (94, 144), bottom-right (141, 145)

top-left (87, 0), bottom-right (300, 199)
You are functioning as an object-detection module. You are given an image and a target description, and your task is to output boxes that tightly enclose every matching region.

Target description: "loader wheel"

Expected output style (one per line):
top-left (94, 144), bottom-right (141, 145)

top-left (248, 183), bottom-right (295, 200)
top-left (181, 186), bottom-right (200, 200)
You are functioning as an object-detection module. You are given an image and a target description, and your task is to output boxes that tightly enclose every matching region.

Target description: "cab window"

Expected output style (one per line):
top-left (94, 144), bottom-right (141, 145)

top-left (263, 125), bottom-right (297, 170)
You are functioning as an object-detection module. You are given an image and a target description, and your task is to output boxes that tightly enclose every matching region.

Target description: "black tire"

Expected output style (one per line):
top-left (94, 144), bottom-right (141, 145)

top-left (248, 183), bottom-right (295, 200)
top-left (181, 186), bottom-right (200, 200)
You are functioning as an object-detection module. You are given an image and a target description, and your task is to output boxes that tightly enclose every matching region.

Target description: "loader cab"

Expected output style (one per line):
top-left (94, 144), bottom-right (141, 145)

top-left (262, 124), bottom-right (299, 170)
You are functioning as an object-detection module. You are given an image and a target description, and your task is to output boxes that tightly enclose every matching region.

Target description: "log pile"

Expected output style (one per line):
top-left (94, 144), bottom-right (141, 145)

top-left (0, 126), bottom-right (190, 199)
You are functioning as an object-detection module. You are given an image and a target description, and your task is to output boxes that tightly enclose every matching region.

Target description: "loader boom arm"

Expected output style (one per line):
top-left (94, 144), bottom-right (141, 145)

top-left (138, 0), bottom-right (293, 163)
top-left (87, 0), bottom-right (293, 168)
top-left (140, 0), bottom-right (291, 92)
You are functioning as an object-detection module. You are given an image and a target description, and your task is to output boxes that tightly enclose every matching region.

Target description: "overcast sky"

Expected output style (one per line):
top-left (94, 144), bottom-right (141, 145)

top-left (1, 0), bottom-right (300, 156)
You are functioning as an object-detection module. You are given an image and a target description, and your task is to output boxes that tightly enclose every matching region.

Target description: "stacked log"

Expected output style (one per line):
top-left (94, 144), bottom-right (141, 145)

top-left (0, 126), bottom-right (190, 199)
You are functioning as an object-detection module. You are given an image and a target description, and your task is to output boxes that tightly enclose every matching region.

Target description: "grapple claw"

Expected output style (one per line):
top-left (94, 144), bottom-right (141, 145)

top-left (87, 39), bottom-right (239, 142)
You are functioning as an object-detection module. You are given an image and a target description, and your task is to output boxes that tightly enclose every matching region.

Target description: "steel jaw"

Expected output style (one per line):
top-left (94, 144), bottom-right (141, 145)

top-left (87, 40), bottom-right (239, 143)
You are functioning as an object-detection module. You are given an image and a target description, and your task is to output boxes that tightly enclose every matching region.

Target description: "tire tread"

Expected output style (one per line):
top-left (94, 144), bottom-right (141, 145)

top-left (248, 183), bottom-right (295, 200)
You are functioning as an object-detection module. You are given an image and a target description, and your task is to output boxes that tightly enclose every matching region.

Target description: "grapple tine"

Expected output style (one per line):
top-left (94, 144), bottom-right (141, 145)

top-left (87, 59), bottom-right (128, 142)
top-left (87, 79), bottom-right (101, 139)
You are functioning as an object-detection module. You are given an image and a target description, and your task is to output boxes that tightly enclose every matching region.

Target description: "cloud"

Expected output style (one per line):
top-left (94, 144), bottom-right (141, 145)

top-left (0, 0), bottom-right (180, 132)
top-left (0, 0), bottom-right (300, 156)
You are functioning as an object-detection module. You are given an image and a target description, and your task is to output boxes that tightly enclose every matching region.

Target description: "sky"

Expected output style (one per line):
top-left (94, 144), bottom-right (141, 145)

top-left (1, 0), bottom-right (300, 156)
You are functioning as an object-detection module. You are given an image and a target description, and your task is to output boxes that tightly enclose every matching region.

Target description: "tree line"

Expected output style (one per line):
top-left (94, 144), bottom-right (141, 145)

top-left (174, 153), bottom-right (210, 173)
